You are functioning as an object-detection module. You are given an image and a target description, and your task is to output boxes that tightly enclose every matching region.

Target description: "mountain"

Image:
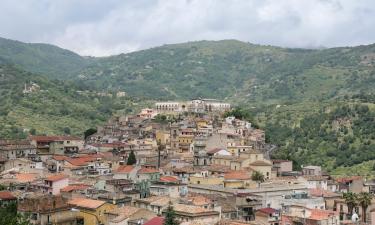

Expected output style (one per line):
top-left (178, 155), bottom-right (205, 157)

top-left (0, 37), bottom-right (90, 78)
top-left (0, 64), bottom-right (137, 138)
top-left (0, 37), bottom-right (374, 175)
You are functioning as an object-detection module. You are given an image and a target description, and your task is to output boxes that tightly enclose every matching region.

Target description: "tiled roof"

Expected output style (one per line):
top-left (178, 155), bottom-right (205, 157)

top-left (207, 148), bottom-right (225, 154)
top-left (45, 174), bottom-right (68, 182)
top-left (68, 197), bottom-right (105, 209)
top-left (249, 160), bottom-right (272, 166)
top-left (309, 209), bottom-right (338, 220)
top-left (159, 176), bottom-right (179, 183)
top-left (173, 204), bottom-right (218, 215)
top-left (16, 173), bottom-right (38, 183)
top-left (187, 195), bottom-right (211, 206)
top-left (138, 167), bottom-right (159, 174)
top-left (143, 217), bottom-right (164, 225)
top-left (30, 135), bottom-right (82, 141)
top-left (0, 191), bottom-right (16, 200)
top-left (52, 155), bottom-right (67, 161)
top-left (335, 176), bottom-right (362, 183)
top-left (302, 175), bottom-right (327, 181)
top-left (65, 156), bottom-right (95, 166)
top-left (257, 207), bottom-right (277, 214)
top-left (309, 188), bottom-right (341, 198)
top-left (116, 165), bottom-right (135, 173)
top-left (272, 159), bottom-right (291, 163)
top-left (224, 170), bottom-right (250, 180)
top-left (60, 184), bottom-right (91, 192)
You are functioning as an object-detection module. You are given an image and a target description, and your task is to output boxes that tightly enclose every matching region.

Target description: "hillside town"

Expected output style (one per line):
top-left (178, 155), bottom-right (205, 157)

top-left (0, 98), bottom-right (374, 225)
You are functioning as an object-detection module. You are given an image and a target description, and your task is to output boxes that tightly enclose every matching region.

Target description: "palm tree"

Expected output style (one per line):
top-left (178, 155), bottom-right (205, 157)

top-left (357, 192), bottom-right (373, 222)
top-left (343, 192), bottom-right (358, 219)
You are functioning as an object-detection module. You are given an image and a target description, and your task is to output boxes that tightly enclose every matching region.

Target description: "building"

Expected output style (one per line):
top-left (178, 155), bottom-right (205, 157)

top-left (255, 208), bottom-right (280, 225)
top-left (30, 136), bottom-right (84, 155)
top-left (18, 194), bottom-right (77, 225)
top-left (68, 197), bottom-right (116, 225)
top-left (164, 203), bottom-right (220, 224)
top-left (0, 139), bottom-right (36, 160)
top-left (0, 191), bottom-right (17, 207)
top-left (42, 174), bottom-right (69, 195)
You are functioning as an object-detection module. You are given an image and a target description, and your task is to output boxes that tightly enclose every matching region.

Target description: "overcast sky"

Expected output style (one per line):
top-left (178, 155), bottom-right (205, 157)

top-left (1, 0), bottom-right (375, 56)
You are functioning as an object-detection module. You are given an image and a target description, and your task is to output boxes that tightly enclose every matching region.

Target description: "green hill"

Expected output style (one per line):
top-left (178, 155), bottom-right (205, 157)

top-left (0, 38), bottom-right (374, 175)
top-left (0, 64), bottom-right (136, 138)
top-left (0, 37), bottom-right (90, 78)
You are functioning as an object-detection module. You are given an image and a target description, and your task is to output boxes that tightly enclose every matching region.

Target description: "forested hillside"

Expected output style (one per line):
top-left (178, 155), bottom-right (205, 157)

top-left (0, 64), bottom-right (137, 138)
top-left (0, 37), bottom-right (374, 175)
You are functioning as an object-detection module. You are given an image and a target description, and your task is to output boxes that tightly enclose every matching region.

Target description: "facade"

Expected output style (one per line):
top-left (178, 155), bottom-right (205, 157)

top-left (0, 139), bottom-right (36, 160)
top-left (155, 99), bottom-right (230, 113)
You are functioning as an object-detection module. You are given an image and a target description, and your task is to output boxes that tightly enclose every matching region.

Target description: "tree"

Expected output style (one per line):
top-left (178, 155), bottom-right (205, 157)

top-left (0, 202), bottom-right (31, 225)
top-left (357, 192), bottom-right (373, 222)
top-left (84, 128), bottom-right (97, 140)
top-left (251, 171), bottom-right (265, 183)
top-left (343, 192), bottom-right (358, 219)
top-left (164, 202), bottom-right (179, 225)
top-left (127, 150), bottom-right (137, 165)
top-left (63, 127), bottom-right (71, 135)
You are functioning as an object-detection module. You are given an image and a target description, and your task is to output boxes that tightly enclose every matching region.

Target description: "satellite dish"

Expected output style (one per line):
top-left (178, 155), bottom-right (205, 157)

top-left (351, 213), bottom-right (359, 222)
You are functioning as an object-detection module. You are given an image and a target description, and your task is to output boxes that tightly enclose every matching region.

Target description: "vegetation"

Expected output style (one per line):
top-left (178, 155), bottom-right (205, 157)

top-left (164, 202), bottom-right (179, 225)
top-left (127, 150), bottom-right (137, 165)
top-left (1, 37), bottom-right (375, 173)
top-left (251, 171), bottom-right (265, 183)
top-left (342, 192), bottom-right (373, 222)
top-left (358, 192), bottom-right (373, 222)
top-left (0, 202), bottom-right (31, 225)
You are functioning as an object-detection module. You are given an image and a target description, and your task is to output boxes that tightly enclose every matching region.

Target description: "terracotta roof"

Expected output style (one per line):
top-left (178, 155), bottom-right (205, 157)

top-left (52, 155), bottom-right (67, 161)
top-left (0, 191), bottom-right (16, 200)
top-left (207, 148), bottom-right (225, 154)
top-left (173, 204), bottom-right (218, 214)
top-left (309, 188), bottom-right (341, 198)
top-left (188, 195), bottom-right (211, 206)
top-left (335, 176), bottom-right (362, 183)
top-left (30, 135), bottom-right (82, 141)
top-left (257, 208), bottom-right (277, 214)
top-left (302, 175), bottom-right (327, 181)
top-left (159, 176), bottom-right (179, 183)
top-left (309, 209), bottom-right (338, 220)
top-left (116, 165), bottom-right (135, 173)
top-left (45, 174), bottom-right (68, 182)
top-left (249, 160), bottom-right (272, 166)
top-left (138, 167), bottom-right (159, 174)
top-left (68, 197), bottom-right (105, 209)
top-left (60, 184), bottom-right (91, 192)
top-left (65, 156), bottom-right (95, 166)
top-left (15, 173), bottom-right (38, 183)
top-left (224, 170), bottom-right (250, 180)
top-left (143, 217), bottom-right (164, 225)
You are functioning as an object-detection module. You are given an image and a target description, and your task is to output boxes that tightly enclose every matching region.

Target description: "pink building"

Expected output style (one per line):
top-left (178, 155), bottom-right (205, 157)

top-left (44, 174), bottom-right (69, 195)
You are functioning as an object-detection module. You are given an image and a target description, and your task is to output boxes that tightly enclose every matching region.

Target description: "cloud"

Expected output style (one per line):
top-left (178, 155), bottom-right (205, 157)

top-left (0, 0), bottom-right (375, 56)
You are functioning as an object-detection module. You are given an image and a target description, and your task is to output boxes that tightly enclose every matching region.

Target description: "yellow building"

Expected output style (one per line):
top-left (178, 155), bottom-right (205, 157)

top-left (178, 134), bottom-right (194, 153)
top-left (68, 197), bottom-right (116, 225)
top-left (189, 175), bottom-right (224, 186)
top-left (223, 170), bottom-right (256, 188)
top-left (196, 119), bottom-right (208, 129)
top-left (156, 130), bottom-right (170, 145)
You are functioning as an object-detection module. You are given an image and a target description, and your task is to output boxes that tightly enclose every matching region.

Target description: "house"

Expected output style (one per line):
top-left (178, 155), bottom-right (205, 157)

top-left (281, 205), bottom-right (340, 225)
top-left (255, 208), bottom-right (280, 225)
top-left (18, 194), bottom-right (77, 225)
top-left (68, 197), bottom-right (116, 225)
top-left (133, 196), bottom-right (173, 215)
top-left (42, 174), bottom-right (69, 195)
top-left (302, 166), bottom-right (322, 176)
top-left (335, 176), bottom-right (365, 193)
top-left (60, 184), bottom-right (91, 198)
top-left (271, 160), bottom-right (293, 176)
top-left (30, 135), bottom-right (84, 154)
top-left (107, 206), bottom-right (157, 225)
top-left (164, 203), bottom-right (220, 224)
top-left (223, 170), bottom-right (255, 189)
top-left (0, 191), bottom-right (17, 207)
top-left (0, 139), bottom-right (36, 160)
top-left (299, 176), bottom-right (328, 190)
top-left (150, 176), bottom-right (186, 198)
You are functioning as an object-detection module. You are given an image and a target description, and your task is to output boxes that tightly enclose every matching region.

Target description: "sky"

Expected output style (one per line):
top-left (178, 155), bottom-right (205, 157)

top-left (1, 0), bottom-right (375, 56)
